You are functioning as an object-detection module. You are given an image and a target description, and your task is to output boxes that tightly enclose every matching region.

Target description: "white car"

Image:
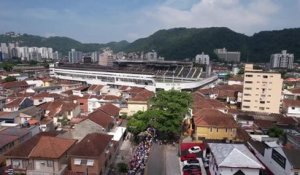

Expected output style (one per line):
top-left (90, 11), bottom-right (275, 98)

top-left (183, 159), bottom-right (200, 166)
top-left (188, 146), bottom-right (201, 154)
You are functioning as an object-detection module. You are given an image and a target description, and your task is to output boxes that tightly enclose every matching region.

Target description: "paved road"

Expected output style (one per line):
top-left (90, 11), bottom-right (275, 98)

top-left (146, 143), bottom-right (181, 175)
top-left (146, 143), bottom-right (165, 175)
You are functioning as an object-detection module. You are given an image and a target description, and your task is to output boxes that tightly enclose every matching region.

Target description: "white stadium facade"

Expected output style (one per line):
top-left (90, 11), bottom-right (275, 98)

top-left (49, 61), bottom-right (218, 92)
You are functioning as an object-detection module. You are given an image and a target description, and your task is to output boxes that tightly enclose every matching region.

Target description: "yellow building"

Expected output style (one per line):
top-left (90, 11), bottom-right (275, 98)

top-left (125, 88), bottom-right (154, 116)
top-left (242, 64), bottom-right (283, 114)
top-left (193, 109), bottom-right (238, 141)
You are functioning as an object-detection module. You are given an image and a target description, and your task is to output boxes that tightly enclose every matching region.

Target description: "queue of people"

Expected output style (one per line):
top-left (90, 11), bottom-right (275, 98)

top-left (128, 128), bottom-right (155, 175)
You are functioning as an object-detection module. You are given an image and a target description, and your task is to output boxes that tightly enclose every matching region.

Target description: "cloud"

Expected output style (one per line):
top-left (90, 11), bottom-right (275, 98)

top-left (145, 0), bottom-right (280, 35)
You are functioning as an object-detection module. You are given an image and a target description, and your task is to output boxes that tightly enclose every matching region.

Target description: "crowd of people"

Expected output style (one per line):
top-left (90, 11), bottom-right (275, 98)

top-left (128, 128), bottom-right (155, 175)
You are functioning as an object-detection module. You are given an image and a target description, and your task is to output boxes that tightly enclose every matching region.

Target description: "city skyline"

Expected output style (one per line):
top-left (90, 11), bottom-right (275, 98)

top-left (0, 0), bottom-right (300, 43)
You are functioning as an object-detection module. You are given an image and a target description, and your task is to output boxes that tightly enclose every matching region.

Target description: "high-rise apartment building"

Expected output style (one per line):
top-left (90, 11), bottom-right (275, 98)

top-left (195, 52), bottom-right (210, 65)
top-left (214, 48), bottom-right (240, 63)
top-left (270, 50), bottom-right (294, 69)
top-left (68, 49), bottom-right (83, 63)
top-left (242, 64), bottom-right (283, 114)
top-left (99, 49), bottom-right (113, 66)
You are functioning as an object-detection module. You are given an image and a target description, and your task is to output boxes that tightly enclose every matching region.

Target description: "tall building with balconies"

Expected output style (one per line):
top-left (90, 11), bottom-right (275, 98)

top-left (242, 64), bottom-right (283, 114)
top-left (270, 50), bottom-right (294, 69)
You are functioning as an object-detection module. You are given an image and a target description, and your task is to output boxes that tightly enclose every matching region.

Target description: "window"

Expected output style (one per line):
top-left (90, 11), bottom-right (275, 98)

top-left (74, 159), bottom-right (81, 165)
top-left (225, 128), bottom-right (228, 132)
top-left (242, 106), bottom-right (250, 109)
top-left (87, 160), bottom-right (94, 166)
top-left (292, 107), bottom-right (295, 110)
top-left (210, 128), bottom-right (213, 132)
top-left (259, 107), bottom-right (265, 110)
top-left (245, 87), bottom-right (252, 90)
top-left (81, 159), bottom-right (87, 165)
top-left (263, 75), bottom-right (268, 78)
top-left (245, 81), bottom-right (253, 84)
top-left (39, 99), bottom-right (43, 102)
top-left (47, 160), bottom-right (53, 167)
top-left (272, 149), bottom-right (286, 168)
top-left (260, 101), bottom-right (265, 104)
top-left (216, 128), bottom-right (218, 132)
top-left (80, 103), bottom-right (84, 105)
top-left (244, 94), bottom-right (251, 96)
top-left (243, 100), bottom-right (251, 102)
top-left (245, 74), bottom-right (253, 77)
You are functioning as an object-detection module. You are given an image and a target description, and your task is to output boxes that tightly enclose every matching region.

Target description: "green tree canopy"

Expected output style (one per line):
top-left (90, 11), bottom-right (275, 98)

top-left (127, 90), bottom-right (192, 141)
top-left (267, 127), bottom-right (284, 138)
top-left (4, 76), bottom-right (17, 82)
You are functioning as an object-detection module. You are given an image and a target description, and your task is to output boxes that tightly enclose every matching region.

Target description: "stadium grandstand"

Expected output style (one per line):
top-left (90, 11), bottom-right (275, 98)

top-left (50, 60), bottom-right (217, 91)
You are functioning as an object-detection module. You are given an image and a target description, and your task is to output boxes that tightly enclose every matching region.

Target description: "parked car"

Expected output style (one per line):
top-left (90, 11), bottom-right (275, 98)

top-left (181, 154), bottom-right (197, 161)
top-left (183, 159), bottom-right (200, 166)
top-left (188, 146), bottom-right (201, 154)
top-left (182, 164), bottom-right (201, 171)
top-left (183, 168), bottom-right (202, 175)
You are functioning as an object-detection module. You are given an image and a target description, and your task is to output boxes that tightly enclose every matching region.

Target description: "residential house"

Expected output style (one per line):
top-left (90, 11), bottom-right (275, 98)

top-left (58, 107), bottom-right (115, 141)
top-left (26, 136), bottom-right (77, 175)
top-left (283, 88), bottom-right (300, 100)
top-left (40, 101), bottom-right (80, 127)
top-left (228, 76), bottom-right (244, 85)
top-left (3, 97), bottom-right (33, 112)
top-left (4, 132), bottom-right (58, 174)
top-left (32, 92), bottom-right (61, 105)
top-left (283, 99), bottom-right (300, 118)
top-left (1, 81), bottom-right (30, 91)
top-left (32, 85), bottom-right (63, 94)
top-left (19, 106), bottom-right (44, 125)
top-left (207, 143), bottom-right (264, 175)
top-left (193, 109), bottom-right (238, 141)
top-left (87, 85), bottom-right (107, 95)
top-left (127, 89), bottom-right (154, 116)
top-left (0, 112), bottom-right (19, 124)
top-left (68, 133), bottom-right (114, 175)
top-left (249, 140), bottom-right (300, 175)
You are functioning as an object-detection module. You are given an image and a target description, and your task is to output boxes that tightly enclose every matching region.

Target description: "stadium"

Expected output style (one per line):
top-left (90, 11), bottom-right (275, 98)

top-left (49, 61), bottom-right (218, 91)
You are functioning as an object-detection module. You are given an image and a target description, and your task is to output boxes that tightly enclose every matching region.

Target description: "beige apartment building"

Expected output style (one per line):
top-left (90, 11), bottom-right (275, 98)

top-left (242, 64), bottom-right (283, 114)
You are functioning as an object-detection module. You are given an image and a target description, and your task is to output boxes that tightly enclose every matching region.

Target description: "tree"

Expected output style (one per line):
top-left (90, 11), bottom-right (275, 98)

top-left (2, 62), bottom-right (14, 72)
top-left (127, 90), bottom-right (192, 141)
top-left (267, 127), bottom-right (284, 138)
top-left (4, 76), bottom-right (17, 82)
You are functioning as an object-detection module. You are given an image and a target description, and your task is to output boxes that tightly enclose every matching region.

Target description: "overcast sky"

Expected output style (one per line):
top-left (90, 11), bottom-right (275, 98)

top-left (0, 0), bottom-right (299, 43)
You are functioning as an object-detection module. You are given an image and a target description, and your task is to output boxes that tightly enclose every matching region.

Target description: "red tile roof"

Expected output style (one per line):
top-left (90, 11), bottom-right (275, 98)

top-left (289, 88), bottom-right (300, 94)
top-left (88, 109), bottom-right (114, 129)
top-left (33, 92), bottom-right (61, 99)
top-left (102, 95), bottom-right (120, 101)
top-left (1, 81), bottom-right (29, 89)
top-left (88, 85), bottom-right (104, 92)
top-left (4, 132), bottom-right (57, 158)
top-left (69, 133), bottom-right (112, 157)
top-left (194, 109), bottom-right (238, 128)
top-left (99, 103), bottom-right (120, 117)
top-left (130, 89), bottom-right (154, 102)
top-left (283, 99), bottom-right (300, 108)
top-left (29, 136), bottom-right (76, 159)
top-left (5, 98), bottom-right (24, 108)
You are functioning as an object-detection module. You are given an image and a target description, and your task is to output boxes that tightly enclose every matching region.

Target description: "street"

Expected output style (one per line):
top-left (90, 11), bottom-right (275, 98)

top-left (145, 143), bottom-right (181, 175)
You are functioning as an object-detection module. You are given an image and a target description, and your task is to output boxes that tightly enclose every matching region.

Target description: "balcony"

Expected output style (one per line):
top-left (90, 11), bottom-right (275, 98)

top-left (27, 164), bottom-right (67, 175)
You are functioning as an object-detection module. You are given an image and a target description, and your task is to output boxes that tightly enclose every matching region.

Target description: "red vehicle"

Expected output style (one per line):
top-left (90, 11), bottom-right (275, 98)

top-left (181, 153), bottom-right (197, 161)
top-left (183, 168), bottom-right (202, 175)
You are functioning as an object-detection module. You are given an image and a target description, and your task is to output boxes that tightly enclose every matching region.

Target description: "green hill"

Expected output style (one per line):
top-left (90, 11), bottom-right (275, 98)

top-left (1, 27), bottom-right (300, 62)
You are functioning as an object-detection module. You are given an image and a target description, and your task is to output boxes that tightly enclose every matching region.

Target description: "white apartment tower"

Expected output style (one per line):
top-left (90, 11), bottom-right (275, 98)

top-left (242, 64), bottom-right (283, 114)
top-left (195, 52), bottom-right (210, 65)
top-left (270, 50), bottom-right (294, 69)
